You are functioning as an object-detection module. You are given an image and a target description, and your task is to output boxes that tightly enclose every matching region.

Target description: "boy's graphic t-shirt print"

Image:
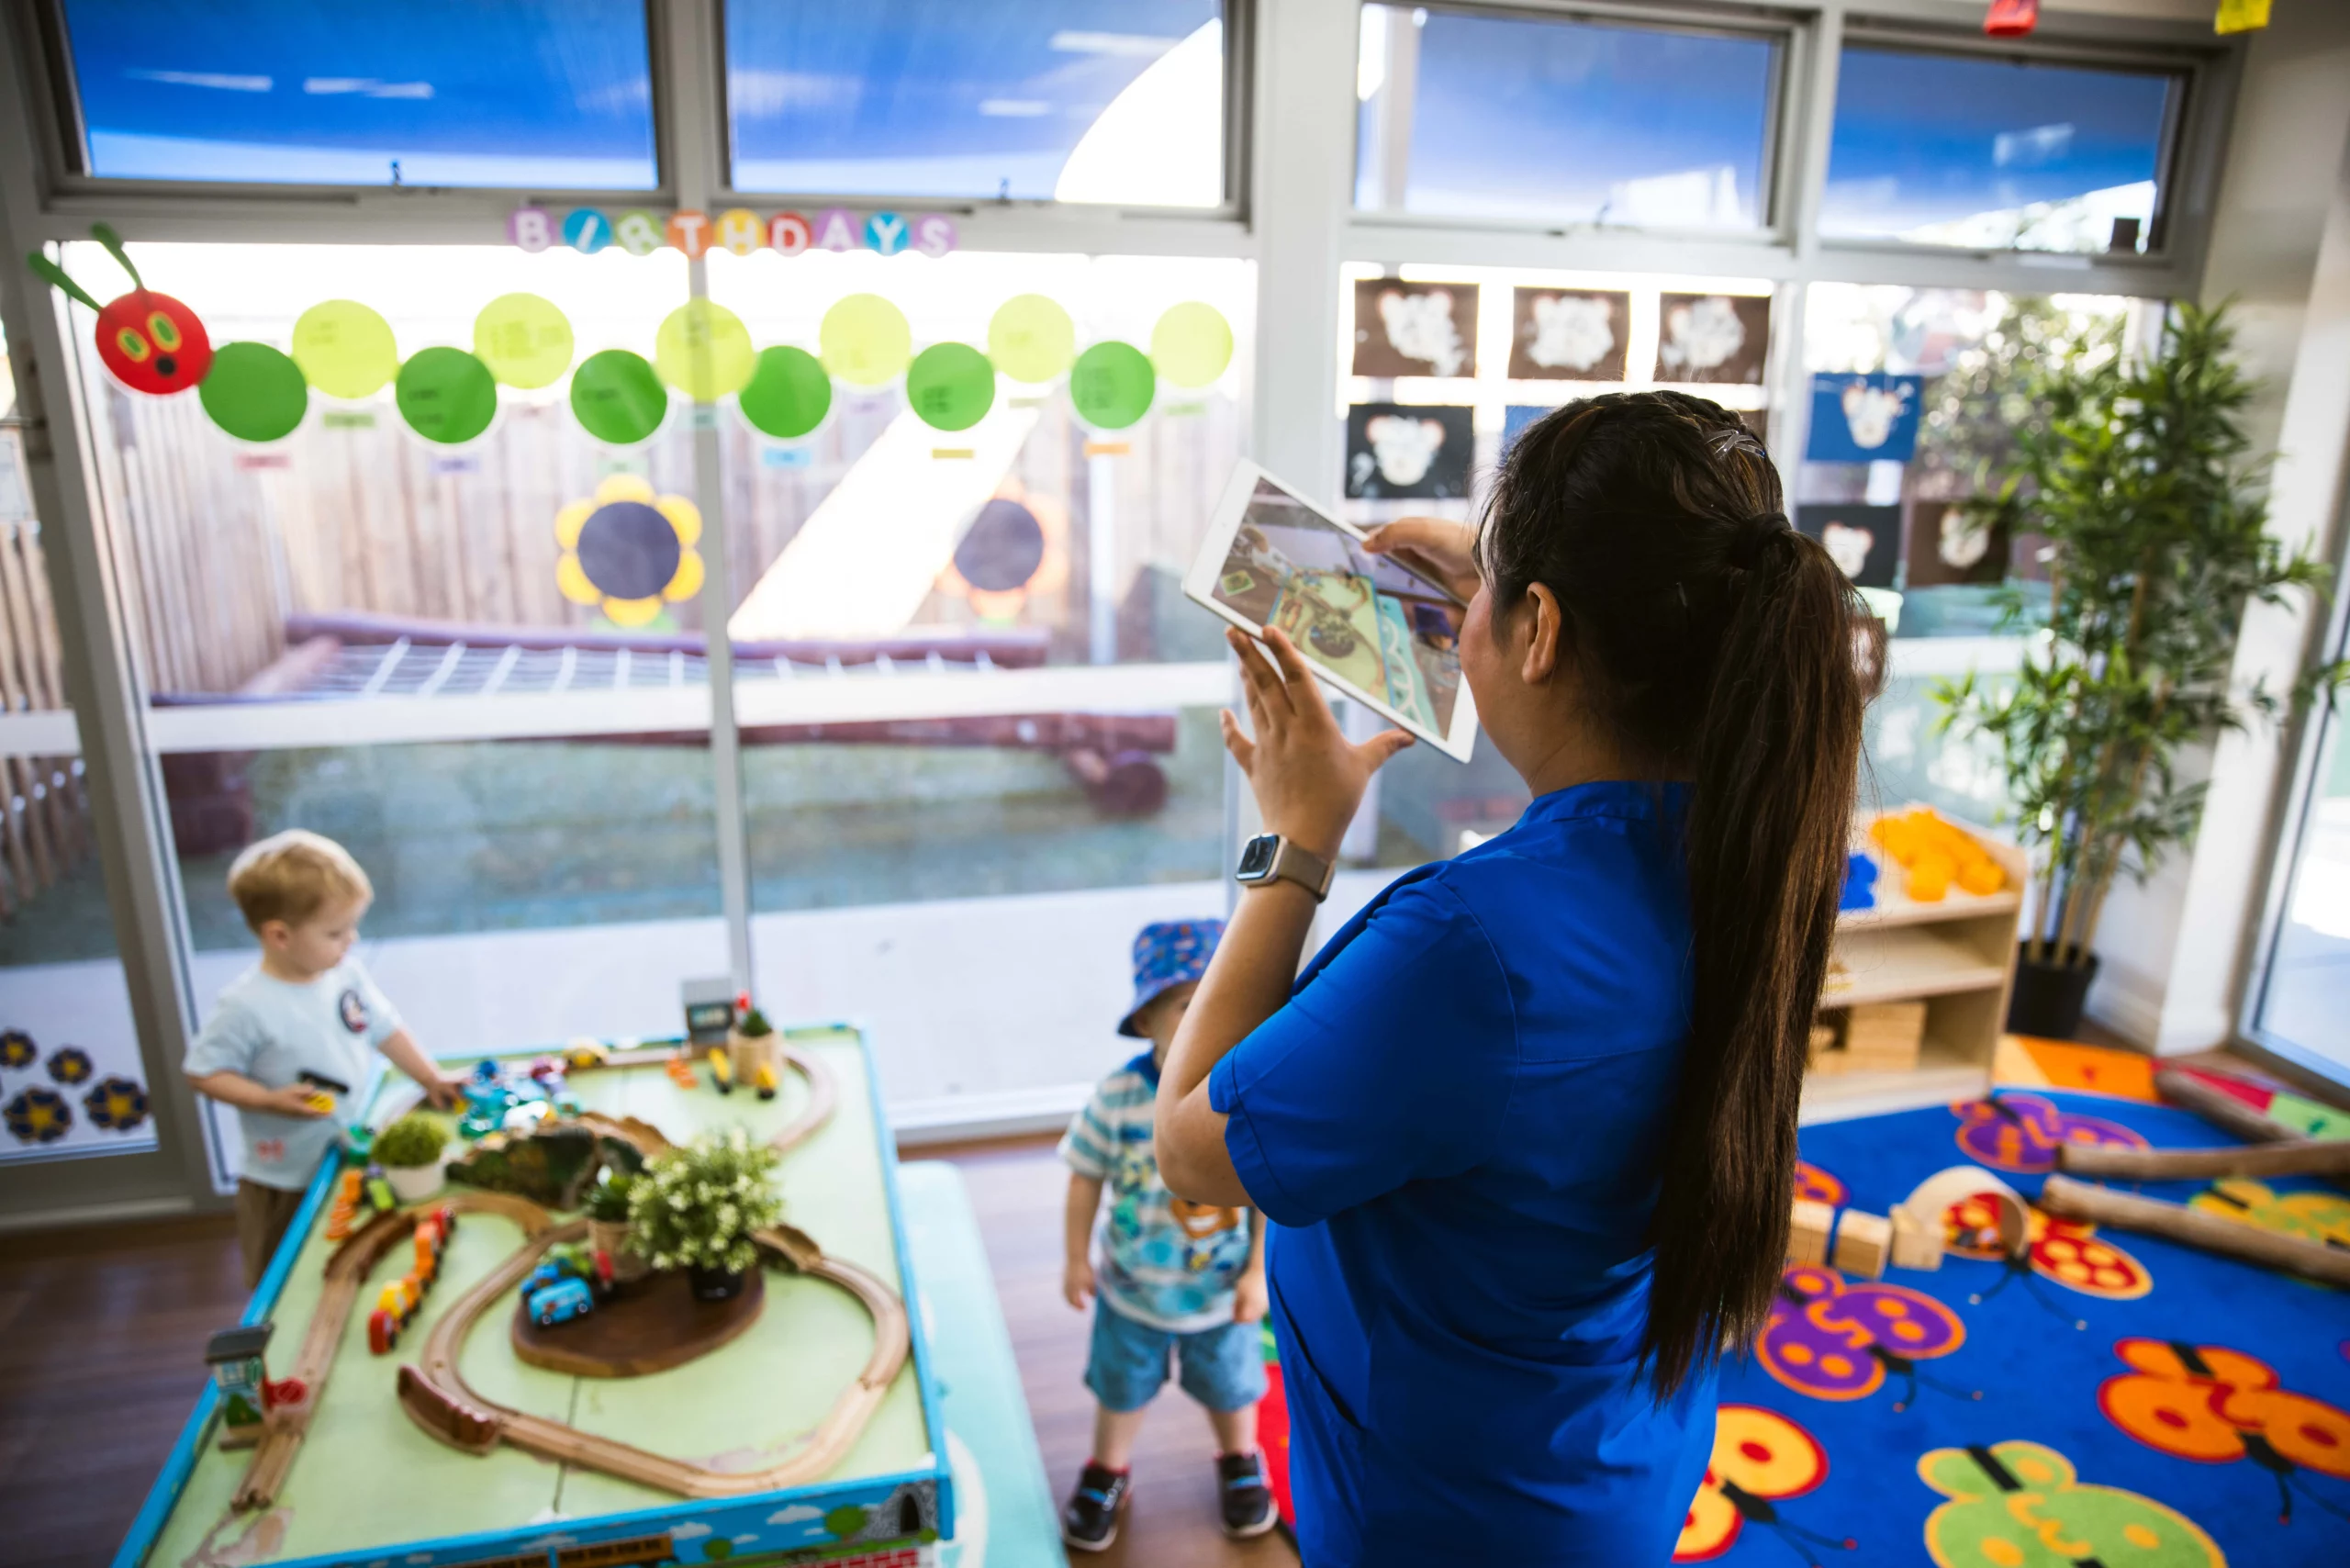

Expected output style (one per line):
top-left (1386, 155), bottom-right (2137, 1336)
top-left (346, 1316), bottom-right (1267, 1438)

top-left (339, 989), bottom-right (368, 1033)
top-left (1063, 1052), bottom-right (1253, 1331)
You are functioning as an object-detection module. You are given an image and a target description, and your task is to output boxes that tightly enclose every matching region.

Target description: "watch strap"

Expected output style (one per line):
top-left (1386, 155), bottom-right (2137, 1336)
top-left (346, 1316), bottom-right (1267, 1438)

top-left (1248, 835), bottom-right (1334, 901)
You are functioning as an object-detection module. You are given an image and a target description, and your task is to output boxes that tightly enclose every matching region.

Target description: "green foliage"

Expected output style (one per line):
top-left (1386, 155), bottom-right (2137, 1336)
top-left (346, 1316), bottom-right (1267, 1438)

top-left (1915, 296), bottom-right (2124, 507)
top-left (375, 1112), bottom-right (448, 1169)
top-left (738, 1006), bottom-right (774, 1038)
top-left (625, 1127), bottom-right (784, 1276)
top-left (1937, 301), bottom-right (2333, 966)
top-left (583, 1169), bottom-right (635, 1223)
top-left (823, 1506), bottom-right (868, 1540)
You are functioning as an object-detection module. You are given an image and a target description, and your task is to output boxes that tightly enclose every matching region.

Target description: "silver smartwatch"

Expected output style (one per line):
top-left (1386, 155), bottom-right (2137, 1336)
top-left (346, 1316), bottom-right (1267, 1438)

top-left (1234, 834), bottom-right (1336, 902)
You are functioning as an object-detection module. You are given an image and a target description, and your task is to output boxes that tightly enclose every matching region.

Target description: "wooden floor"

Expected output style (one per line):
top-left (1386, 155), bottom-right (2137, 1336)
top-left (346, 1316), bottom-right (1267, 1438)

top-left (0, 1139), bottom-right (1295, 1568)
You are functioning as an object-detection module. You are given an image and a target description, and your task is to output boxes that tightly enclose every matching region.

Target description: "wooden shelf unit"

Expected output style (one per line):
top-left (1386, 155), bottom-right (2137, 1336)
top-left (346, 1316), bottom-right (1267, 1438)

top-left (1806, 810), bottom-right (2026, 1120)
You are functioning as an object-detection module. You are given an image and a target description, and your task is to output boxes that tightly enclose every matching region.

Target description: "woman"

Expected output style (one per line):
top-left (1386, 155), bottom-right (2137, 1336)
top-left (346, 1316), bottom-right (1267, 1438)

top-left (1155, 393), bottom-right (1878, 1563)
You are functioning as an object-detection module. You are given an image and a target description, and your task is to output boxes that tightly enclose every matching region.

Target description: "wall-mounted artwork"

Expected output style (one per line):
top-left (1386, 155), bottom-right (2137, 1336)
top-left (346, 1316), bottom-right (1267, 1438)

top-left (1806, 373), bottom-right (1925, 463)
top-left (1796, 502), bottom-right (1899, 589)
top-left (1907, 500), bottom-right (2008, 588)
top-left (1655, 294), bottom-right (1771, 385)
top-left (1508, 288), bottom-right (1628, 381)
top-left (1345, 403), bottom-right (1475, 500)
top-left (1351, 280), bottom-right (1479, 379)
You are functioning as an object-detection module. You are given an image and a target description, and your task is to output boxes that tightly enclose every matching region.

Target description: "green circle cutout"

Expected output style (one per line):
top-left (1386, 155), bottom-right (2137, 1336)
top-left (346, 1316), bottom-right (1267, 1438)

top-left (569, 349), bottom-right (668, 445)
top-left (819, 294), bottom-right (912, 386)
top-left (198, 342), bottom-right (308, 442)
top-left (737, 346), bottom-right (833, 440)
top-left (1069, 341), bottom-right (1154, 430)
top-left (987, 295), bottom-right (1076, 384)
top-left (1151, 301), bottom-right (1234, 388)
top-left (396, 348), bottom-right (498, 445)
top-left (905, 342), bottom-right (995, 432)
top-left (291, 298), bottom-right (397, 399)
top-left (474, 294), bottom-right (574, 388)
top-left (655, 299), bottom-right (755, 402)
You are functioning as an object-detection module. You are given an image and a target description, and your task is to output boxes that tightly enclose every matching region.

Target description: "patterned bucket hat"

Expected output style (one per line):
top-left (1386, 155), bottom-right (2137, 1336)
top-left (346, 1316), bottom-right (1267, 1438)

top-left (1118, 919), bottom-right (1225, 1037)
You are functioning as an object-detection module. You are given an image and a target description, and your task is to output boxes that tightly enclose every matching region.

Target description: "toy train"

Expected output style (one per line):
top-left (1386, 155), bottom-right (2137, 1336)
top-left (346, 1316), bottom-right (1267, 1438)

top-left (367, 1206), bottom-right (459, 1355)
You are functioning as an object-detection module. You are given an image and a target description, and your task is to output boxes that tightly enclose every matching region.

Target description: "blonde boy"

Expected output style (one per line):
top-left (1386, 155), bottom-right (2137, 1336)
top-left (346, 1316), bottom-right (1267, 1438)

top-left (184, 830), bottom-right (459, 1285)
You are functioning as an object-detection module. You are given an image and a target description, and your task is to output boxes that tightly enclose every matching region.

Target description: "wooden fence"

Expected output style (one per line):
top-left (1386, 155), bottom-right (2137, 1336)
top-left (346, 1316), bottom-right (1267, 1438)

top-left (0, 519), bottom-right (90, 920)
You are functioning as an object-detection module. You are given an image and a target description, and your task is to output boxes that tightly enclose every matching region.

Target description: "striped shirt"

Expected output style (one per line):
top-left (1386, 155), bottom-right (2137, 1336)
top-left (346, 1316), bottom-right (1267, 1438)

top-left (1061, 1049), bottom-right (1253, 1332)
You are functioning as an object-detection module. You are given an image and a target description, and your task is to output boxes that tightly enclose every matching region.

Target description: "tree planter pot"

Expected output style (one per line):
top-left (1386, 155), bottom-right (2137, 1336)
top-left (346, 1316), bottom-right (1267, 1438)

top-left (384, 1159), bottom-right (446, 1204)
top-left (2008, 945), bottom-right (2099, 1040)
top-left (687, 1264), bottom-right (747, 1302)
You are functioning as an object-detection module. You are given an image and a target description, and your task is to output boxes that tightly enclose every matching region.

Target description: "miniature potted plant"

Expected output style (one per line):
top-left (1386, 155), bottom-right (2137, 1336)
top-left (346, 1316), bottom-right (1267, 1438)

top-left (625, 1127), bottom-right (784, 1300)
top-left (376, 1113), bottom-right (450, 1203)
top-left (1939, 302), bottom-right (2341, 1036)
top-left (584, 1170), bottom-right (647, 1282)
top-left (727, 995), bottom-right (778, 1084)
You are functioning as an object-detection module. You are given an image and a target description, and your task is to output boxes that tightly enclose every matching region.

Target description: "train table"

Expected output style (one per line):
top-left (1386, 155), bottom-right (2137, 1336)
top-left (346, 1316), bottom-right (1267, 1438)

top-left (116, 1025), bottom-right (1043, 1568)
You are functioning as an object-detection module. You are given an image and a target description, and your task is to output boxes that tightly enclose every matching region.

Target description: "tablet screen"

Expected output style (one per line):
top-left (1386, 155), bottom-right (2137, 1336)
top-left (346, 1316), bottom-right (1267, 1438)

top-left (1209, 476), bottom-right (1466, 738)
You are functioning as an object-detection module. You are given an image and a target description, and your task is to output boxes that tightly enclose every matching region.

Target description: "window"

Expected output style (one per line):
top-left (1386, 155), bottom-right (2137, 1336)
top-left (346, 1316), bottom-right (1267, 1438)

top-left (1798, 284), bottom-right (2137, 637)
top-left (56, 0), bottom-right (659, 187)
top-left (724, 1), bottom-right (1226, 206)
top-left (1354, 5), bottom-right (1780, 230)
top-left (2250, 656), bottom-right (2350, 1083)
top-left (1822, 47), bottom-right (2178, 255)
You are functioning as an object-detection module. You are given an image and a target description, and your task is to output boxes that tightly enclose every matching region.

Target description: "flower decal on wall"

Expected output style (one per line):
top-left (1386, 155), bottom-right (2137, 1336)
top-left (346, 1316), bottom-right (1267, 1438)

top-left (0, 1029), bottom-right (34, 1070)
top-left (47, 1046), bottom-right (92, 1085)
top-left (6, 1086), bottom-right (72, 1143)
top-left (84, 1075), bottom-right (150, 1134)
top-left (554, 475), bottom-right (704, 628)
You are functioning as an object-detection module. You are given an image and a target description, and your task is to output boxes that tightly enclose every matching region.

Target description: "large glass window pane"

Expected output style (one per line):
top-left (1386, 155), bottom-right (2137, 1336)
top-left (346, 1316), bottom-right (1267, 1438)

top-left (1822, 47), bottom-right (2177, 254)
top-left (726, 1), bottom-right (1225, 206)
top-left (0, 326), bottom-right (157, 1166)
top-left (1799, 284), bottom-right (2136, 637)
top-left (1355, 5), bottom-right (1779, 230)
top-left (2254, 698), bottom-right (2350, 1081)
top-left (54, 243), bottom-right (725, 1183)
top-left (60, 1), bottom-right (658, 188)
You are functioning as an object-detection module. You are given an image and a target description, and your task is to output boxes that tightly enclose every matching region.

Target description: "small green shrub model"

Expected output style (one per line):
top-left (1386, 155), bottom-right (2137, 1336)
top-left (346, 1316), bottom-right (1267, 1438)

top-left (738, 1006), bottom-right (775, 1038)
top-left (584, 1170), bottom-right (635, 1223)
top-left (375, 1113), bottom-right (448, 1170)
top-left (626, 1127), bottom-right (784, 1275)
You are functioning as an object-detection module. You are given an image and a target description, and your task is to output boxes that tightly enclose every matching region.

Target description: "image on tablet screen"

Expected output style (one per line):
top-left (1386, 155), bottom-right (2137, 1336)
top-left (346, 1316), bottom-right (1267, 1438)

top-left (1212, 477), bottom-right (1464, 735)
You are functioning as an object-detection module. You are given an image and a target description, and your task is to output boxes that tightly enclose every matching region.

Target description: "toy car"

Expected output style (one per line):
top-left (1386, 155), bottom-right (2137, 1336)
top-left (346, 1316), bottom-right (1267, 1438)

top-left (528, 1276), bottom-right (595, 1327)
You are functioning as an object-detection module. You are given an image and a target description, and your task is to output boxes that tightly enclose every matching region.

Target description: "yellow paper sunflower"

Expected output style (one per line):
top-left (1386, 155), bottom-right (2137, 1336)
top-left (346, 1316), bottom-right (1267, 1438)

top-left (554, 475), bottom-right (704, 628)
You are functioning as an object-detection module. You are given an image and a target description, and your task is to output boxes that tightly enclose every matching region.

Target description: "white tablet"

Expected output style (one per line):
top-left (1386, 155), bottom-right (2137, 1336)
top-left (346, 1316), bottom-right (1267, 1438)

top-left (1185, 461), bottom-right (1479, 763)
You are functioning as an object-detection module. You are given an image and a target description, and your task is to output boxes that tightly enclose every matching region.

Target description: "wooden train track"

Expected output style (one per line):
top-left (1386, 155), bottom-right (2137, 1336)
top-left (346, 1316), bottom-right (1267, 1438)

top-left (234, 1191), bottom-right (555, 1508)
top-left (233, 1040), bottom-right (909, 1507)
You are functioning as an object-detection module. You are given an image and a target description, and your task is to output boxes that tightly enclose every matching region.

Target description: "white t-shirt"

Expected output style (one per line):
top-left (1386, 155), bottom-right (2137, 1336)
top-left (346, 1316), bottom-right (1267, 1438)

top-left (183, 957), bottom-right (402, 1190)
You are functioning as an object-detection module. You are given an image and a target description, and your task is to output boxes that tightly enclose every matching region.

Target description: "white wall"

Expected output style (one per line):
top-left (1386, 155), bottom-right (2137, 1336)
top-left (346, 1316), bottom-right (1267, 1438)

top-left (2089, 2), bottom-right (2350, 1052)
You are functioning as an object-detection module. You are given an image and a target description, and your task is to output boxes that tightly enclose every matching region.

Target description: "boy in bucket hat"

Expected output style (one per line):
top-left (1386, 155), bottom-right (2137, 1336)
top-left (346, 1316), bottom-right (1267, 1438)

top-left (1058, 918), bottom-right (1275, 1550)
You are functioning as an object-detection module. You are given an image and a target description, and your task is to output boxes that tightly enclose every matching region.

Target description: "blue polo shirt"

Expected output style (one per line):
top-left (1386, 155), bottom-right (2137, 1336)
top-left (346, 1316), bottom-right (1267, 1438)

top-left (1209, 782), bottom-right (1714, 1566)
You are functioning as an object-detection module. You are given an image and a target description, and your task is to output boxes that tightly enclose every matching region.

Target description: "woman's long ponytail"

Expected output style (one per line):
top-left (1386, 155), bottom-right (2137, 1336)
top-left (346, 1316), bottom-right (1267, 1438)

top-left (1646, 527), bottom-right (1873, 1395)
top-left (1478, 393), bottom-right (1878, 1399)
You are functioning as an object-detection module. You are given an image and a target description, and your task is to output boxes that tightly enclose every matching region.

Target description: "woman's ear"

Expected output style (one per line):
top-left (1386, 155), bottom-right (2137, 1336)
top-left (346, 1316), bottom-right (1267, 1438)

top-left (1519, 582), bottom-right (1564, 686)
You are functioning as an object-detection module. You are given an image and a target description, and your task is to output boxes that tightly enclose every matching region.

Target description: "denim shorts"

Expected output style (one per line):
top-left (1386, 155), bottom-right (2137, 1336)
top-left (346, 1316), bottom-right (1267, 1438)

top-left (1086, 1297), bottom-right (1268, 1414)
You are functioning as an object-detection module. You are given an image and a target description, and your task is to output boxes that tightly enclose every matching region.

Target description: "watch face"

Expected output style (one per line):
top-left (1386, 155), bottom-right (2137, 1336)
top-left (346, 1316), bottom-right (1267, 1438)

top-left (1237, 834), bottom-right (1280, 879)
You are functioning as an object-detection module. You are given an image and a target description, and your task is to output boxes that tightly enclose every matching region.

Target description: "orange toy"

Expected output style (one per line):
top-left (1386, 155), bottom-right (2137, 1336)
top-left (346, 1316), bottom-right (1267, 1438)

top-left (1868, 809), bottom-right (2005, 902)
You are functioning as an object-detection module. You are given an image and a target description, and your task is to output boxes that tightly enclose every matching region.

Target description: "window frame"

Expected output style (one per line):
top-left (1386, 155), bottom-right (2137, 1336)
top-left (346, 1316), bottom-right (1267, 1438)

top-left (1820, 17), bottom-right (2218, 274)
top-left (28, 0), bottom-right (678, 205)
top-left (1348, 0), bottom-right (1800, 245)
top-left (711, 0), bottom-right (1254, 223)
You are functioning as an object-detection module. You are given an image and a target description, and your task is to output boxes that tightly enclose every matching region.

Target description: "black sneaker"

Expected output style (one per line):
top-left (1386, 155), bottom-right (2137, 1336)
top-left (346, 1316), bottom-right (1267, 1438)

top-left (1062, 1461), bottom-right (1130, 1551)
top-left (1218, 1450), bottom-right (1278, 1539)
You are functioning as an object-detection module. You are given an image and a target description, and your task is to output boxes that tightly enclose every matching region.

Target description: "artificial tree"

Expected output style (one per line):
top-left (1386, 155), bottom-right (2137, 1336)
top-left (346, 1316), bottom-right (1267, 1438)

top-left (1939, 301), bottom-right (2334, 1029)
top-left (625, 1128), bottom-right (785, 1299)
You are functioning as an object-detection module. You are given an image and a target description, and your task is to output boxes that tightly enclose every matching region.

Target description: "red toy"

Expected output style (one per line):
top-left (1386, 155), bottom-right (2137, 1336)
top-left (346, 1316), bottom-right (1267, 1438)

top-left (1984, 0), bottom-right (2038, 36)
top-left (24, 223), bottom-right (213, 395)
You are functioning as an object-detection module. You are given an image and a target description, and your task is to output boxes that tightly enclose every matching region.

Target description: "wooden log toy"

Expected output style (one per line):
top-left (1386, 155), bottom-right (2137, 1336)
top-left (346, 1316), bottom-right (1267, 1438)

top-left (2041, 1172), bottom-right (2350, 1289)
top-left (2154, 1069), bottom-right (2300, 1145)
top-left (2058, 1137), bottom-right (2350, 1184)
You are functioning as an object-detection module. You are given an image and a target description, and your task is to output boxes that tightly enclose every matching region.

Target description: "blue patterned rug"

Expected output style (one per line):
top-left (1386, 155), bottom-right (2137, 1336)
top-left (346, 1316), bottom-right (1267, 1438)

top-left (1683, 1090), bottom-right (2350, 1566)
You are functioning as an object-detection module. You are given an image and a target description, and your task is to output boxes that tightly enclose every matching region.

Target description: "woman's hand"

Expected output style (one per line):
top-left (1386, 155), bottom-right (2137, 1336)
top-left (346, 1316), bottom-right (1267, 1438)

top-left (1221, 625), bottom-right (1413, 861)
top-left (1361, 517), bottom-right (1481, 604)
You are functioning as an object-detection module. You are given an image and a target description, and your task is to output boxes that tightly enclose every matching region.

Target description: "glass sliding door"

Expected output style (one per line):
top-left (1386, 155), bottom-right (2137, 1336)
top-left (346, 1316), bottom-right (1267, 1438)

top-left (2248, 670), bottom-right (2350, 1084)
